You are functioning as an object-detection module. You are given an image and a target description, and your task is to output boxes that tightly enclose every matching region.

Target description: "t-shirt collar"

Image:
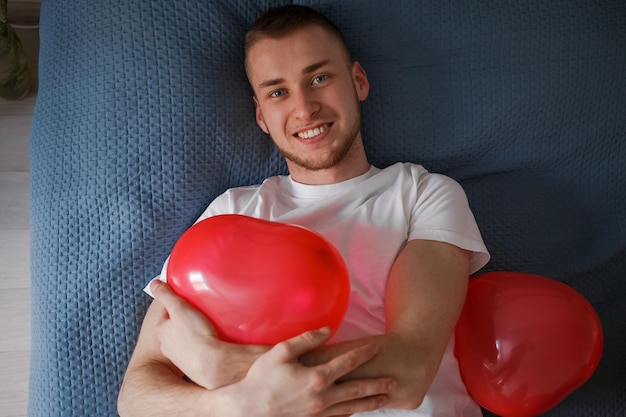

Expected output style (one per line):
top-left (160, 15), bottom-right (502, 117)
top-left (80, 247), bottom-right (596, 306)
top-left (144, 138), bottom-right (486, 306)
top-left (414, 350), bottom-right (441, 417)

top-left (284, 165), bottom-right (380, 198)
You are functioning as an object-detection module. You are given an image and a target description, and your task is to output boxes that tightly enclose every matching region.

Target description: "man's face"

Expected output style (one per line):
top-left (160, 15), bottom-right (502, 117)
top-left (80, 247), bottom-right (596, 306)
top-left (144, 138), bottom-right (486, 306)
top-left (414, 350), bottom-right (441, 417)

top-left (247, 25), bottom-right (370, 178)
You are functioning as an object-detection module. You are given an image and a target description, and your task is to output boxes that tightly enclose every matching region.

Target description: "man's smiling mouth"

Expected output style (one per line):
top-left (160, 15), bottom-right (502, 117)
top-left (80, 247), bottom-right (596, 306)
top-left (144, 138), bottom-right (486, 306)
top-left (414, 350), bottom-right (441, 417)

top-left (296, 123), bottom-right (331, 139)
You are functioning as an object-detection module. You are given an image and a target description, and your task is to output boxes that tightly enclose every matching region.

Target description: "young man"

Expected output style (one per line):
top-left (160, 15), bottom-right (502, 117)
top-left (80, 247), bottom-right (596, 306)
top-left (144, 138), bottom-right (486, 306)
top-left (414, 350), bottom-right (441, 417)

top-left (118, 5), bottom-right (489, 417)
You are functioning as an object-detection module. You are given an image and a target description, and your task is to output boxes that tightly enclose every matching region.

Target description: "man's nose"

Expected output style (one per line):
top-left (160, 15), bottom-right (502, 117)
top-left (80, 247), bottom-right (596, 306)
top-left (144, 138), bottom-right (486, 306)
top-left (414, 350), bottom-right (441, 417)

top-left (292, 90), bottom-right (320, 119)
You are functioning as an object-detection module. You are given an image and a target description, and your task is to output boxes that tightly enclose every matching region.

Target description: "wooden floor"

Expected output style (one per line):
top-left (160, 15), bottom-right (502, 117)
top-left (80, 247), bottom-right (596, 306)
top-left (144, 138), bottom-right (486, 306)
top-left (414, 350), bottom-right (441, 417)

top-left (0, 97), bottom-right (34, 417)
top-left (0, 21), bottom-right (39, 417)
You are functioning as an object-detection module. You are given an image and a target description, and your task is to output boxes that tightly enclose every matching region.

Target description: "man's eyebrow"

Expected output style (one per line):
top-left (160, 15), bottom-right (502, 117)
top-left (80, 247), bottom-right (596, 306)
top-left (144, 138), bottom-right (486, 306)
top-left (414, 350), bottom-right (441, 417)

top-left (302, 60), bottom-right (330, 75)
top-left (258, 78), bottom-right (285, 90)
top-left (256, 60), bottom-right (331, 90)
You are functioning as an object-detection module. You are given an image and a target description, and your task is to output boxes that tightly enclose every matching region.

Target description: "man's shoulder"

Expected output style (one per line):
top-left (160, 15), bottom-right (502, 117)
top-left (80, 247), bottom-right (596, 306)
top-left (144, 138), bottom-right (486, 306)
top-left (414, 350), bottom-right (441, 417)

top-left (376, 162), bottom-right (462, 195)
top-left (228, 175), bottom-right (285, 194)
top-left (215, 175), bottom-right (286, 202)
top-left (379, 162), bottom-right (426, 175)
top-left (377, 162), bottom-right (433, 182)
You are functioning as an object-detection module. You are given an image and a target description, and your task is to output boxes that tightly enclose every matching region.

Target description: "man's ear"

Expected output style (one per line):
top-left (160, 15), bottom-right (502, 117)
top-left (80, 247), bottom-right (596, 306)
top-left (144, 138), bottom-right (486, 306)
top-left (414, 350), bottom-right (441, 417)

top-left (253, 96), bottom-right (270, 134)
top-left (352, 61), bottom-right (370, 102)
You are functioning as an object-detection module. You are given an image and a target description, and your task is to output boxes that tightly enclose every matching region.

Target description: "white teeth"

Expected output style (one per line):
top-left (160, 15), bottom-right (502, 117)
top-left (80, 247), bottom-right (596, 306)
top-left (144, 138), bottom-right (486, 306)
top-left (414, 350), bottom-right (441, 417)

top-left (297, 124), bottom-right (327, 139)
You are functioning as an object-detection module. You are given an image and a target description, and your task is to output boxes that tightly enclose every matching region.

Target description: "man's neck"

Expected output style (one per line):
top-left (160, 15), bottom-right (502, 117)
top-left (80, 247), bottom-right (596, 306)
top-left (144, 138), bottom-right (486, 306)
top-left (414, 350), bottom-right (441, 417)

top-left (289, 160), bottom-right (371, 185)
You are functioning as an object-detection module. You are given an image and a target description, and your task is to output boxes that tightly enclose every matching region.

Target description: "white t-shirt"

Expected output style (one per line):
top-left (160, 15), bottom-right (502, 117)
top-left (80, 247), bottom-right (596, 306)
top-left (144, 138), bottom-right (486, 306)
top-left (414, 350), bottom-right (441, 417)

top-left (150, 162), bottom-right (490, 416)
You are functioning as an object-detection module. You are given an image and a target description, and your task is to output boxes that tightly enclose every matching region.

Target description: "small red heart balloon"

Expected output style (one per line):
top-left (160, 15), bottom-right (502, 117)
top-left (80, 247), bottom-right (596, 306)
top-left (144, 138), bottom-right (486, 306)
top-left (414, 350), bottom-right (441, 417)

top-left (454, 272), bottom-right (603, 417)
top-left (166, 214), bottom-right (350, 345)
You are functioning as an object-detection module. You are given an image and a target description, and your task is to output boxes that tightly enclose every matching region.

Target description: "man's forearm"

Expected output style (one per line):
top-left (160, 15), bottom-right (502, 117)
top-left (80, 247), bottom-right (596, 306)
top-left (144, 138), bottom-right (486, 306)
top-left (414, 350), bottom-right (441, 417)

top-left (119, 326), bottom-right (396, 417)
top-left (117, 295), bottom-right (240, 417)
top-left (118, 360), bottom-right (236, 417)
top-left (299, 331), bottom-right (439, 410)
top-left (300, 240), bottom-right (471, 410)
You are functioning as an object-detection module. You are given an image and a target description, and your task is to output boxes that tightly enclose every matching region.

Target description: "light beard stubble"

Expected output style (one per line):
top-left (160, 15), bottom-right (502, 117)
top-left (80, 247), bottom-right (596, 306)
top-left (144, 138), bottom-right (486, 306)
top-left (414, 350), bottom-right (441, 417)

top-left (269, 104), bottom-right (362, 172)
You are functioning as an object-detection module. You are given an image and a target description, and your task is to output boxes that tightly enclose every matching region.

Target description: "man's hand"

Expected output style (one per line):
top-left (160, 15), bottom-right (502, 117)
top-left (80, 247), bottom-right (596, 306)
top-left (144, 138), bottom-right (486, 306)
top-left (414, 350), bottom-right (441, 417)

top-left (151, 280), bottom-right (395, 416)
top-left (151, 280), bottom-right (269, 389)
top-left (231, 327), bottom-right (395, 417)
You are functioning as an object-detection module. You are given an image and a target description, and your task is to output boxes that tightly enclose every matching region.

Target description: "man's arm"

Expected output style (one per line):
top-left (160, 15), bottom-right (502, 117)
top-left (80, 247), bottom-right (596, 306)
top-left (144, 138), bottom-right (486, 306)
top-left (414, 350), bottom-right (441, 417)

top-left (144, 280), bottom-right (269, 391)
top-left (117, 281), bottom-right (396, 417)
top-left (117, 298), bottom-right (236, 417)
top-left (300, 239), bottom-right (471, 409)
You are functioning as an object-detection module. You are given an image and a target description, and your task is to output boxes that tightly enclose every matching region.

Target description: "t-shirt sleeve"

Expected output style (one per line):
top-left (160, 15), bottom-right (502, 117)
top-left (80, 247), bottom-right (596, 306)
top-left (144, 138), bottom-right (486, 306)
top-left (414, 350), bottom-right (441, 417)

top-left (143, 191), bottom-right (235, 297)
top-left (409, 172), bottom-right (490, 274)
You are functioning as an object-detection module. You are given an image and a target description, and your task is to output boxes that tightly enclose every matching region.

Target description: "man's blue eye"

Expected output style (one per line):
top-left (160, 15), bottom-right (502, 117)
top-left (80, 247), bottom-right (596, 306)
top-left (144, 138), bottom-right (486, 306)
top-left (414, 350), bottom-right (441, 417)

top-left (313, 75), bottom-right (328, 84)
top-left (270, 90), bottom-right (285, 98)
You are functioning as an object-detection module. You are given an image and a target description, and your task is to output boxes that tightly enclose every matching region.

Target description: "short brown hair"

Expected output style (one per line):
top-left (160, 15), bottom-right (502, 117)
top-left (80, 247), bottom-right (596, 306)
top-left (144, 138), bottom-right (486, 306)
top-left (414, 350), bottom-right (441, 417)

top-left (245, 5), bottom-right (352, 72)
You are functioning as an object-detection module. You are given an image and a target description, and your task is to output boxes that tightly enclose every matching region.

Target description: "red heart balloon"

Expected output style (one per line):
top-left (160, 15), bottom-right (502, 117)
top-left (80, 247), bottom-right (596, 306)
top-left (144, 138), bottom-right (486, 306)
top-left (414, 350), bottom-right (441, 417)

top-left (167, 214), bottom-right (350, 345)
top-left (454, 271), bottom-right (603, 417)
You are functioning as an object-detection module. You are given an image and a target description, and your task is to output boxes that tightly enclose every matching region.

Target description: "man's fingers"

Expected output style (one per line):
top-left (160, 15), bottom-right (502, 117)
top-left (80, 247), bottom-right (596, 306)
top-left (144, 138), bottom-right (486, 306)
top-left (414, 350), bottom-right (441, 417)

top-left (151, 280), bottom-right (186, 314)
top-left (324, 342), bottom-right (380, 382)
top-left (324, 378), bottom-right (394, 414)
top-left (151, 280), bottom-right (221, 339)
top-left (269, 327), bottom-right (332, 361)
top-left (325, 392), bottom-right (390, 416)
